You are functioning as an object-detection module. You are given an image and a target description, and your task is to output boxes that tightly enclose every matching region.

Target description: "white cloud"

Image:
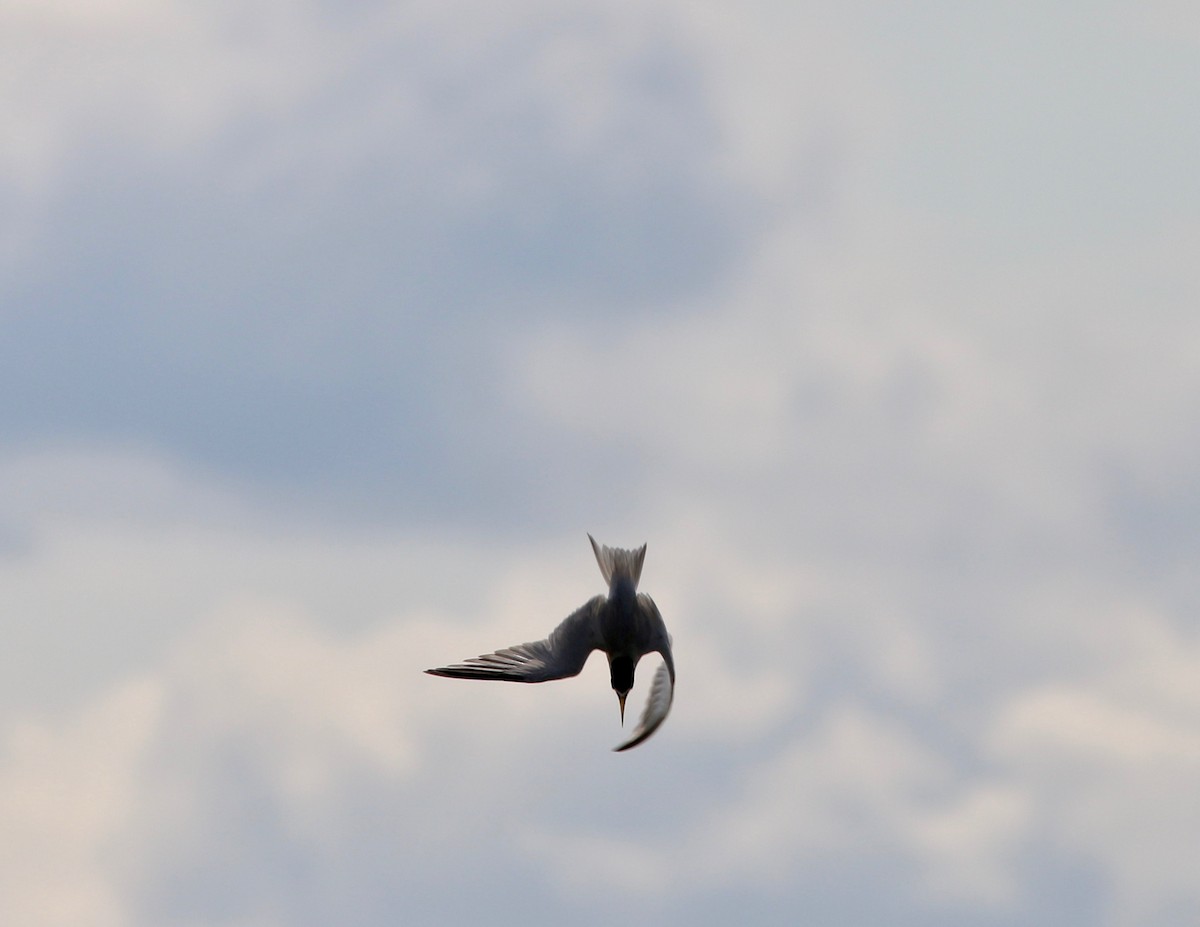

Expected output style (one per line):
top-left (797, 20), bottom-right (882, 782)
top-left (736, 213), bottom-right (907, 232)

top-left (0, 591), bottom-right (553, 926)
top-left (502, 161), bottom-right (1200, 924)
top-left (989, 610), bottom-right (1200, 925)
top-left (3, 1), bottom-right (1200, 924)
top-left (0, 0), bottom-right (742, 227)
top-left (0, 0), bottom-right (360, 172)
top-left (2, 427), bottom-right (1200, 926)
top-left (529, 704), bottom-right (1028, 909)
top-left (0, 677), bottom-right (158, 927)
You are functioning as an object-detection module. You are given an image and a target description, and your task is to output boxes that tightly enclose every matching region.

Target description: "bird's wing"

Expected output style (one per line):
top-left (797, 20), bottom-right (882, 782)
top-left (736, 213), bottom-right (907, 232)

top-left (426, 596), bottom-right (606, 683)
top-left (613, 657), bottom-right (674, 752)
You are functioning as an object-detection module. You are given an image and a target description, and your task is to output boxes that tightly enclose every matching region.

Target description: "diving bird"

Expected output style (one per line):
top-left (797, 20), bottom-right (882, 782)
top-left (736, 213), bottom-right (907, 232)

top-left (426, 535), bottom-right (675, 751)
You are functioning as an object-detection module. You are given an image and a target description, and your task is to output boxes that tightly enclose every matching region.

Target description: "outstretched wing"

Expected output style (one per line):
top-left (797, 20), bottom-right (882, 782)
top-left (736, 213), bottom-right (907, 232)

top-left (426, 596), bottom-right (606, 683)
top-left (613, 657), bottom-right (674, 752)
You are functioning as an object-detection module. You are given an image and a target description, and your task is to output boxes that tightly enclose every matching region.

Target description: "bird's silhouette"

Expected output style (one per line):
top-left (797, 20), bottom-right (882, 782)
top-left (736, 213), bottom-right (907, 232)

top-left (426, 535), bottom-right (675, 751)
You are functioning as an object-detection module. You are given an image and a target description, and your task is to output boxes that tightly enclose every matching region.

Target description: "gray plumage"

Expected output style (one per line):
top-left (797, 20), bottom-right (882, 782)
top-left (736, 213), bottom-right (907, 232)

top-left (426, 535), bottom-right (675, 751)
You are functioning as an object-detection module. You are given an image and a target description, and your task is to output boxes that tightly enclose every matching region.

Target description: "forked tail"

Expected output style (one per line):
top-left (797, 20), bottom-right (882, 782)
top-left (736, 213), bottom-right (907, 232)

top-left (588, 534), bottom-right (647, 590)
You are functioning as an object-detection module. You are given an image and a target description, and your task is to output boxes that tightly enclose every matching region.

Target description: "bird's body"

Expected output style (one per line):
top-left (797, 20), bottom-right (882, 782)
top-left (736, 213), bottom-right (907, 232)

top-left (426, 535), bottom-right (675, 751)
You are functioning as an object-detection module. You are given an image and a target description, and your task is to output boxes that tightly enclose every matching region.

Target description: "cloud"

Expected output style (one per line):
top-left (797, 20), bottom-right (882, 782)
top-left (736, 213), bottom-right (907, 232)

top-left (0, 590), bottom-right (594, 927)
top-left (526, 702), bottom-right (1030, 918)
top-left (0, 677), bottom-right (155, 927)
top-left (4, 2), bottom-right (1200, 925)
top-left (989, 609), bottom-right (1200, 925)
top-left (1, 0), bottom-right (780, 512)
top-left (2, 445), bottom-right (1200, 926)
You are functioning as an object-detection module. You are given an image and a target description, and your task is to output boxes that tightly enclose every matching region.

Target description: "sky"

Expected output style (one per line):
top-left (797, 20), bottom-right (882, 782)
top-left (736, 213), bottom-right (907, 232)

top-left (2, 1), bottom-right (1199, 925)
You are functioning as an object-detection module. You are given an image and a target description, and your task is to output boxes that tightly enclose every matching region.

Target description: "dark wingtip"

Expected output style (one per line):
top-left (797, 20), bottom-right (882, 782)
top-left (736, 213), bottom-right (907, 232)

top-left (423, 665), bottom-right (529, 682)
top-left (612, 730), bottom-right (651, 752)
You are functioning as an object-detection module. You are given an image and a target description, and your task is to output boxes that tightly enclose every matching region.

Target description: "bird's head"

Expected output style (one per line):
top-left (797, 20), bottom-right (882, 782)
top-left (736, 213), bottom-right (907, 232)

top-left (609, 654), bottom-right (635, 725)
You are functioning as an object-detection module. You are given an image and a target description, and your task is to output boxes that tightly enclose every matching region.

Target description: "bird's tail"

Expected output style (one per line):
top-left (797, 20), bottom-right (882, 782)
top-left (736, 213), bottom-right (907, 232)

top-left (588, 535), bottom-right (647, 590)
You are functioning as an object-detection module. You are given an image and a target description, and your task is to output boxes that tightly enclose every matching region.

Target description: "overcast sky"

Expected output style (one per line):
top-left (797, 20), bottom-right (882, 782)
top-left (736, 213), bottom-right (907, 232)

top-left (3, 2), bottom-right (1199, 925)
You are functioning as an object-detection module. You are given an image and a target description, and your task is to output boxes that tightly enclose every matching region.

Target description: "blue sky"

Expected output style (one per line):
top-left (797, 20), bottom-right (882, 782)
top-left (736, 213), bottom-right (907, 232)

top-left (3, 2), bottom-right (1199, 925)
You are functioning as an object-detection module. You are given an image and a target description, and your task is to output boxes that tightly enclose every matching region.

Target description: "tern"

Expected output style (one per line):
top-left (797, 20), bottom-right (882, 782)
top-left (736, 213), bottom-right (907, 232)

top-left (426, 535), bottom-right (675, 751)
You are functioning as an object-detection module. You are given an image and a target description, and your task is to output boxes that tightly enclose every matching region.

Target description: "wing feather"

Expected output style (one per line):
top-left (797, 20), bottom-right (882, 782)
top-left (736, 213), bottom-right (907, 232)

top-left (426, 596), bottom-right (605, 683)
top-left (613, 658), bottom-right (674, 751)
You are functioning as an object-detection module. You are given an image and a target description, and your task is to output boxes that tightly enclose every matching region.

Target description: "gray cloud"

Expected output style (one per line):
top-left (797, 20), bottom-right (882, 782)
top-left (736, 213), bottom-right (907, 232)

top-left (2, 0), bottom-right (764, 523)
top-left (2, 2), bottom-right (1199, 925)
